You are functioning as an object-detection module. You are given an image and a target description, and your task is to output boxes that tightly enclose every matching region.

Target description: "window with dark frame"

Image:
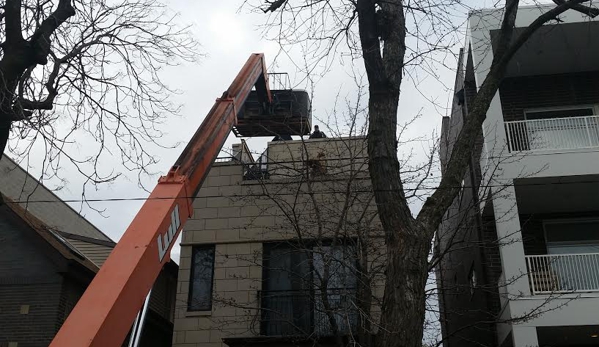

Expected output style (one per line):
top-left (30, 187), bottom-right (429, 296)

top-left (261, 242), bottom-right (358, 337)
top-left (468, 264), bottom-right (477, 296)
top-left (188, 245), bottom-right (215, 311)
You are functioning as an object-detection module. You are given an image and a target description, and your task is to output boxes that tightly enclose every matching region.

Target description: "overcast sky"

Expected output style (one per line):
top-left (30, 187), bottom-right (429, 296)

top-left (14, 0), bottom-right (519, 263)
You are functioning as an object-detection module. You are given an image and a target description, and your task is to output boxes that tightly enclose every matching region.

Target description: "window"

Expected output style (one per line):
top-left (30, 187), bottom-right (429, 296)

top-left (525, 106), bottom-right (595, 120)
top-left (468, 265), bottom-right (477, 296)
top-left (261, 242), bottom-right (357, 336)
top-left (458, 179), bottom-right (465, 207)
top-left (188, 246), bottom-right (215, 311)
top-left (520, 106), bottom-right (599, 151)
top-left (543, 219), bottom-right (599, 292)
top-left (544, 219), bottom-right (599, 254)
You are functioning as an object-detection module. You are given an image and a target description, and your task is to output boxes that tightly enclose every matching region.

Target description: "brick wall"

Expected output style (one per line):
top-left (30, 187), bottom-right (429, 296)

top-left (0, 282), bottom-right (63, 347)
top-left (0, 207), bottom-right (64, 347)
top-left (499, 71), bottom-right (599, 122)
top-left (436, 53), bottom-right (500, 347)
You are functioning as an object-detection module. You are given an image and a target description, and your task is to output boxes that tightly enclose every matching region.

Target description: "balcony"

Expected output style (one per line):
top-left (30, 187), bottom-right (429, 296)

top-left (260, 289), bottom-right (357, 337)
top-left (505, 115), bottom-right (599, 152)
top-left (526, 253), bottom-right (599, 295)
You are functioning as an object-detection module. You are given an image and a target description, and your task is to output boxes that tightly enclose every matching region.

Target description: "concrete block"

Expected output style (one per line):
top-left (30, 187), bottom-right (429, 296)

top-left (209, 329), bottom-right (224, 343)
top-left (214, 279), bottom-right (238, 292)
top-left (217, 207), bottom-right (241, 218)
top-left (205, 175), bottom-right (231, 187)
top-left (219, 165), bottom-right (241, 176)
top-left (173, 331), bottom-right (186, 344)
top-left (249, 266), bottom-right (262, 279)
top-left (179, 256), bottom-right (191, 270)
top-left (239, 228), bottom-right (265, 241)
top-left (211, 304), bottom-right (236, 317)
top-left (194, 208), bottom-right (218, 219)
top-left (205, 219), bottom-right (229, 230)
top-left (236, 256), bottom-right (255, 267)
top-left (179, 276), bottom-right (190, 291)
top-left (228, 217), bottom-right (252, 229)
top-left (235, 243), bottom-right (252, 255)
top-left (175, 318), bottom-right (198, 331)
top-left (215, 228), bottom-right (239, 241)
top-left (192, 229), bottom-right (216, 243)
top-left (250, 243), bottom-right (263, 253)
top-left (219, 254), bottom-right (237, 268)
top-left (185, 330), bottom-right (210, 343)
top-left (207, 197), bottom-right (233, 208)
top-left (198, 317), bottom-right (213, 329)
top-left (219, 185), bottom-right (241, 197)
top-left (214, 267), bottom-right (226, 280)
top-left (193, 197), bottom-right (207, 209)
top-left (198, 186), bottom-right (220, 198)
top-left (222, 290), bottom-right (250, 304)
top-left (185, 219), bottom-right (206, 231)
top-left (239, 206), bottom-right (263, 217)
top-left (225, 267), bottom-right (250, 279)
top-left (236, 279), bottom-right (255, 291)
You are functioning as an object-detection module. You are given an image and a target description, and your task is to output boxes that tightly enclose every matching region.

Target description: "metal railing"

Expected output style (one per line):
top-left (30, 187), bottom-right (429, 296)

top-left (505, 115), bottom-right (599, 152)
top-left (525, 253), bottom-right (599, 294)
top-left (243, 150), bottom-right (269, 180)
top-left (260, 289), bottom-right (357, 336)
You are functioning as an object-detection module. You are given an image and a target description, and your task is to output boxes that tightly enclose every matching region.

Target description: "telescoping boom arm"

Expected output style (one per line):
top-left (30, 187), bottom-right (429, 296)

top-left (49, 54), bottom-right (272, 347)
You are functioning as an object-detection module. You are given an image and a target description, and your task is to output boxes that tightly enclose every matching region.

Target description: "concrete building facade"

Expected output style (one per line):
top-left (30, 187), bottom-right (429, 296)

top-left (173, 137), bottom-right (384, 347)
top-left (436, 6), bottom-right (599, 347)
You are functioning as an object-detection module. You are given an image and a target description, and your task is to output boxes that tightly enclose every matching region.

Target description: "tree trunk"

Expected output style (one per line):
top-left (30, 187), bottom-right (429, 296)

top-left (367, 84), bottom-right (430, 347)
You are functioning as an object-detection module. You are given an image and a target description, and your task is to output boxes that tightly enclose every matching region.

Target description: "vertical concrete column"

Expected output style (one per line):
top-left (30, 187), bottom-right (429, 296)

top-left (512, 326), bottom-right (539, 347)
top-left (491, 183), bottom-right (531, 297)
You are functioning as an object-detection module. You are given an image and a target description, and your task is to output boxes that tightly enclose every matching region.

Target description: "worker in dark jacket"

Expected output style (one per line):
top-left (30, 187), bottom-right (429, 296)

top-left (309, 125), bottom-right (327, 139)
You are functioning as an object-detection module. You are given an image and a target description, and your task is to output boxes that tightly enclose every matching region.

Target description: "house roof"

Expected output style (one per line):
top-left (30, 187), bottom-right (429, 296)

top-left (0, 155), bottom-right (112, 241)
top-left (2, 195), bottom-right (99, 273)
top-left (0, 155), bottom-right (116, 268)
top-left (0, 155), bottom-right (179, 273)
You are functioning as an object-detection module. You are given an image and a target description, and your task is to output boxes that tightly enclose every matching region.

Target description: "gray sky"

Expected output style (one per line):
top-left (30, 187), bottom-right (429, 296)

top-left (14, 0), bottom-right (511, 263)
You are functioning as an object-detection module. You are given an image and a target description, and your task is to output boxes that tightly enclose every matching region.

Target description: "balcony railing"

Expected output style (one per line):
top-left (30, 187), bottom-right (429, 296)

top-left (525, 253), bottom-right (599, 294)
top-left (260, 289), bottom-right (357, 337)
top-left (505, 115), bottom-right (599, 152)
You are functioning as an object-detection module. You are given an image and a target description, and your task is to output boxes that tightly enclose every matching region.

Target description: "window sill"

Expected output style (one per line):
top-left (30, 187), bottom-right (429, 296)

top-left (186, 310), bottom-right (212, 317)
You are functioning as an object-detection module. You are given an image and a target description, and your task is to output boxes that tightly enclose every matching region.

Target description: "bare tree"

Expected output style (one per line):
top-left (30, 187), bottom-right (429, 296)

top-left (0, 0), bottom-right (197, 187)
top-left (241, 1), bottom-right (599, 346)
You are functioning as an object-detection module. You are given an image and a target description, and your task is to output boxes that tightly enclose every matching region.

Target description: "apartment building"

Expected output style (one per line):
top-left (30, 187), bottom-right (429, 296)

top-left (436, 6), bottom-right (599, 347)
top-left (0, 155), bottom-right (178, 347)
top-left (173, 136), bottom-right (384, 347)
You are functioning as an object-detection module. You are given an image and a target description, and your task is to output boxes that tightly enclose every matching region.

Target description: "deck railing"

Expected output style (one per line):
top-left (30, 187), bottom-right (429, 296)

top-left (505, 115), bottom-right (599, 152)
top-left (525, 253), bottom-right (599, 294)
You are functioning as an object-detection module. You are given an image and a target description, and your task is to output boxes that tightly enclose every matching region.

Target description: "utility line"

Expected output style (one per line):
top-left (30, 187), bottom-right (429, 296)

top-left (4, 179), bottom-right (597, 204)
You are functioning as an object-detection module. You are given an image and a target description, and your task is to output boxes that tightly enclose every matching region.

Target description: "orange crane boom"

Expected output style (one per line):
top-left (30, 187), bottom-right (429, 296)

top-left (49, 53), bottom-right (272, 347)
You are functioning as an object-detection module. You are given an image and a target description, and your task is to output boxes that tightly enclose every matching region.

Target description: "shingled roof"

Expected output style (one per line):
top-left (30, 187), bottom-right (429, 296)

top-left (0, 155), bottom-right (114, 267)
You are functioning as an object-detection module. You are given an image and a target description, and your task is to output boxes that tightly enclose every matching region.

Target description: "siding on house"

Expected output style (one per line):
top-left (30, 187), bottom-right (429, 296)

top-left (0, 206), bottom-right (65, 347)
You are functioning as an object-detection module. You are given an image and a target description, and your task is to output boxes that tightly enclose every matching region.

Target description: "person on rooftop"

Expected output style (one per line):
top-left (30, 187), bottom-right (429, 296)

top-left (309, 125), bottom-right (327, 139)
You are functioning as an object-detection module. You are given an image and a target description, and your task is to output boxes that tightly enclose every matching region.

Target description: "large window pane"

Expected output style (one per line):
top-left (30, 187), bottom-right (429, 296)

top-left (188, 246), bottom-right (215, 311)
top-left (313, 245), bottom-right (357, 336)
top-left (262, 244), bottom-right (311, 335)
top-left (261, 243), bottom-right (358, 337)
